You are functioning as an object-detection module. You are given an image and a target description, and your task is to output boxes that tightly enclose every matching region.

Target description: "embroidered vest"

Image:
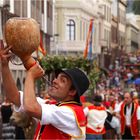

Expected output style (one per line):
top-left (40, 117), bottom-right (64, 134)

top-left (120, 102), bottom-right (139, 136)
top-left (86, 105), bottom-right (107, 134)
top-left (34, 102), bottom-right (86, 140)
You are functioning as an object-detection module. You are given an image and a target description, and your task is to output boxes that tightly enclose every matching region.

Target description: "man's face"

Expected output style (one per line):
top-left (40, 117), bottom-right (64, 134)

top-left (124, 92), bottom-right (132, 105)
top-left (135, 85), bottom-right (140, 92)
top-left (109, 95), bottom-right (115, 102)
top-left (48, 72), bottom-right (73, 101)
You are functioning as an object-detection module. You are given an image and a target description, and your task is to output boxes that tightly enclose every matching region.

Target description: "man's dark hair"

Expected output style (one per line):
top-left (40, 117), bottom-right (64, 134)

top-left (93, 94), bottom-right (102, 106)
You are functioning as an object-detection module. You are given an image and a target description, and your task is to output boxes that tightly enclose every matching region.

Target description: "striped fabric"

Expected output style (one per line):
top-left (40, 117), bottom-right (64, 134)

top-left (2, 123), bottom-right (15, 139)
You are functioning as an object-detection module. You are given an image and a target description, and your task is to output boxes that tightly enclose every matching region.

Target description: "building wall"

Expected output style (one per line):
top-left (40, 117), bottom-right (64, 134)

top-left (53, 0), bottom-right (114, 69)
top-left (126, 15), bottom-right (140, 53)
top-left (108, 0), bottom-right (127, 66)
top-left (118, 0), bottom-right (127, 49)
top-left (99, 0), bottom-right (112, 68)
top-left (53, 0), bottom-right (104, 57)
top-left (0, 0), bottom-right (53, 94)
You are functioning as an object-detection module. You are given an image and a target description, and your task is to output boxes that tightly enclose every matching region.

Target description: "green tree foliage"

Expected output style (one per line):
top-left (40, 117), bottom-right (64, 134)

top-left (41, 55), bottom-right (91, 74)
top-left (133, 0), bottom-right (140, 14)
top-left (40, 55), bottom-right (103, 95)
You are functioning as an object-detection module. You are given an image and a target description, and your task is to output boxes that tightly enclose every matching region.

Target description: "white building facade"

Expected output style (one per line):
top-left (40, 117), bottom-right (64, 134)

top-left (52, 0), bottom-right (106, 58)
top-left (126, 14), bottom-right (140, 53)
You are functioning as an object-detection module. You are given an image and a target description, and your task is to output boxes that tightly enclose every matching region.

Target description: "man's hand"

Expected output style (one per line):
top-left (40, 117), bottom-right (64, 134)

top-left (27, 62), bottom-right (45, 80)
top-left (0, 40), bottom-right (12, 66)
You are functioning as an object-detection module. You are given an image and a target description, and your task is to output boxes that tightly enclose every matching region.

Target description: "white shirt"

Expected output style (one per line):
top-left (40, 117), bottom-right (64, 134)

top-left (137, 106), bottom-right (140, 120)
top-left (115, 102), bottom-right (140, 125)
top-left (127, 73), bottom-right (133, 80)
top-left (14, 91), bottom-right (84, 138)
top-left (126, 104), bottom-right (132, 125)
top-left (84, 106), bottom-right (107, 132)
top-left (114, 101), bottom-right (123, 113)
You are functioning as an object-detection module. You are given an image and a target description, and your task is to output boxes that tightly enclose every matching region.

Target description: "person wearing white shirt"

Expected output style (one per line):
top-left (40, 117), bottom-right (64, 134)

top-left (115, 92), bottom-right (140, 140)
top-left (84, 95), bottom-right (107, 140)
top-left (0, 44), bottom-right (89, 140)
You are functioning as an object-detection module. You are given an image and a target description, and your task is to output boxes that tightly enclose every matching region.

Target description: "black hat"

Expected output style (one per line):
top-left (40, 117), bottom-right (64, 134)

top-left (55, 68), bottom-right (89, 97)
top-left (93, 95), bottom-right (102, 103)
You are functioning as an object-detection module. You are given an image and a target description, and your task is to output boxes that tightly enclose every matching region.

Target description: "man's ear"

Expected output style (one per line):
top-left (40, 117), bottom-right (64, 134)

top-left (69, 89), bottom-right (77, 97)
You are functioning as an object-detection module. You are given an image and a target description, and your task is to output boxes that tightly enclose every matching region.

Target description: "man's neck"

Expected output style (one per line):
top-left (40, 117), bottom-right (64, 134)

top-left (127, 102), bottom-right (132, 108)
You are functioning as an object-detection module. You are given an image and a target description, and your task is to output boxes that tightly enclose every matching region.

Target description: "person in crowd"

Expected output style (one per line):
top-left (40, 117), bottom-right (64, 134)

top-left (112, 93), bottom-right (124, 140)
top-left (103, 107), bottom-right (116, 140)
top-left (80, 96), bottom-right (93, 108)
top-left (114, 92), bottom-right (124, 113)
top-left (115, 91), bottom-right (140, 140)
top-left (108, 93), bottom-right (118, 113)
top-left (0, 98), bottom-right (3, 139)
top-left (0, 44), bottom-right (90, 139)
top-left (131, 91), bottom-right (139, 105)
top-left (84, 94), bottom-right (107, 140)
top-left (1, 97), bottom-right (15, 139)
top-left (134, 76), bottom-right (140, 95)
top-left (126, 69), bottom-right (134, 86)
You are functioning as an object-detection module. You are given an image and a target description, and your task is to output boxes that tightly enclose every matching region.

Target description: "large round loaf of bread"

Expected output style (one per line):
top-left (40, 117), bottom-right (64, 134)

top-left (4, 17), bottom-right (40, 58)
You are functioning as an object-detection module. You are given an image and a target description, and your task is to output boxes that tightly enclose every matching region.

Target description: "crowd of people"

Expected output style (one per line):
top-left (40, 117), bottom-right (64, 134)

top-left (0, 40), bottom-right (140, 140)
top-left (80, 55), bottom-right (140, 140)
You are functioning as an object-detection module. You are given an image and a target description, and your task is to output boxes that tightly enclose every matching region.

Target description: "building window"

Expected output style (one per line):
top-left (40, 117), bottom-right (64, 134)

top-left (111, 26), bottom-right (117, 43)
top-left (22, 0), bottom-right (27, 17)
top-left (80, 20), bottom-right (82, 40)
top-left (14, 0), bottom-right (21, 16)
top-left (66, 19), bottom-right (75, 40)
top-left (83, 21), bottom-right (85, 40)
top-left (31, 0), bottom-right (36, 19)
top-left (41, 0), bottom-right (44, 14)
top-left (119, 9), bottom-right (126, 24)
top-left (47, 1), bottom-right (52, 19)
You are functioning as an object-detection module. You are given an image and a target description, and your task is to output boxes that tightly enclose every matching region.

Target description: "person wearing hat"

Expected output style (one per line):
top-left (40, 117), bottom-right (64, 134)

top-left (0, 45), bottom-right (89, 139)
top-left (84, 94), bottom-right (107, 140)
top-left (115, 91), bottom-right (140, 140)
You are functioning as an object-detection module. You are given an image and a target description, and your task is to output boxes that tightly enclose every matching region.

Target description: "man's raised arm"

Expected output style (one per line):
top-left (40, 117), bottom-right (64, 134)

top-left (0, 41), bottom-right (20, 107)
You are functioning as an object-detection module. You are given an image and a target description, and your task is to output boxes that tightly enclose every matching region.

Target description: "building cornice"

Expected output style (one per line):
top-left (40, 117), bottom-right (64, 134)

top-left (55, 1), bottom-right (98, 18)
top-left (126, 22), bottom-right (139, 31)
